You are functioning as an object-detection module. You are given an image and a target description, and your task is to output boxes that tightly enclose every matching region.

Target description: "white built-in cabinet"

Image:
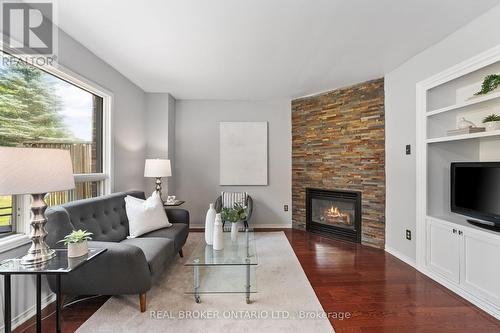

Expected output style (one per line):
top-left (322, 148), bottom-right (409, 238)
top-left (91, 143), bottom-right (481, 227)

top-left (426, 218), bottom-right (461, 284)
top-left (416, 45), bottom-right (500, 320)
top-left (427, 217), bottom-right (500, 308)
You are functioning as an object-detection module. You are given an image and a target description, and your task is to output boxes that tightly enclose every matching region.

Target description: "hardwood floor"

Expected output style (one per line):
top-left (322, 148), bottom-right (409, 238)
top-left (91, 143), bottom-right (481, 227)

top-left (13, 229), bottom-right (500, 333)
top-left (283, 229), bottom-right (500, 333)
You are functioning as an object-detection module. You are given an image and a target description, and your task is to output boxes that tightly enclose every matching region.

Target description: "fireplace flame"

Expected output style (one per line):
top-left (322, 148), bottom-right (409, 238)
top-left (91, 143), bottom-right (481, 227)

top-left (326, 205), bottom-right (350, 223)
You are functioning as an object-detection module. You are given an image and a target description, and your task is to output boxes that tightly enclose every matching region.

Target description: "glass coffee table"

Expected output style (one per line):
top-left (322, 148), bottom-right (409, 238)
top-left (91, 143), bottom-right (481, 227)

top-left (185, 229), bottom-right (258, 304)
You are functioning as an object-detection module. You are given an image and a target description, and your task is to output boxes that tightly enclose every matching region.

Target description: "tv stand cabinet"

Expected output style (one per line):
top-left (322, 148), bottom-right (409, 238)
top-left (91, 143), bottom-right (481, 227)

top-left (425, 216), bottom-right (500, 318)
top-left (416, 45), bottom-right (500, 320)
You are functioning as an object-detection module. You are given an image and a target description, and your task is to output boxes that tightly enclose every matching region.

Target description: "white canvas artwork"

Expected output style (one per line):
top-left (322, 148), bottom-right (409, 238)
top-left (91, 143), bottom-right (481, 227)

top-left (220, 122), bottom-right (268, 185)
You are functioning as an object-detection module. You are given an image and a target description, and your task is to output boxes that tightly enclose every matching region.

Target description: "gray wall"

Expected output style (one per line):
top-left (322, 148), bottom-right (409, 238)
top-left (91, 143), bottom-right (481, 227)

top-left (144, 93), bottom-right (176, 197)
top-left (0, 29), bottom-right (147, 330)
top-left (174, 100), bottom-right (292, 227)
top-left (385, 4), bottom-right (500, 260)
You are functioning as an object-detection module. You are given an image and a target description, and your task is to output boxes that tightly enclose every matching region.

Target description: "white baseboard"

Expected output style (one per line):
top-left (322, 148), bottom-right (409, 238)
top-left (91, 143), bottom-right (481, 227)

top-left (384, 246), bottom-right (417, 268)
top-left (190, 223), bottom-right (292, 229)
top-left (0, 292), bottom-right (56, 331)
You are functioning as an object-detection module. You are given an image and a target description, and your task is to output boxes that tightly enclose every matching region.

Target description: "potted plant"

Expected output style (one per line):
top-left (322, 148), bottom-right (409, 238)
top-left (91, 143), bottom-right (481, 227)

top-left (59, 229), bottom-right (93, 257)
top-left (474, 74), bottom-right (500, 96)
top-left (221, 203), bottom-right (248, 241)
top-left (482, 114), bottom-right (500, 132)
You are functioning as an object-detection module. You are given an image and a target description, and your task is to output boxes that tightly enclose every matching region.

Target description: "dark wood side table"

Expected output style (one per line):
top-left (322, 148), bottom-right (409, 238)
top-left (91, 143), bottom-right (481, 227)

top-left (164, 200), bottom-right (185, 207)
top-left (0, 248), bottom-right (106, 333)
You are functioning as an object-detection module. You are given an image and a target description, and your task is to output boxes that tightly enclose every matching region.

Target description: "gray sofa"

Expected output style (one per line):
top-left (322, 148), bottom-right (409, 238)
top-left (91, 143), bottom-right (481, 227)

top-left (44, 191), bottom-right (189, 312)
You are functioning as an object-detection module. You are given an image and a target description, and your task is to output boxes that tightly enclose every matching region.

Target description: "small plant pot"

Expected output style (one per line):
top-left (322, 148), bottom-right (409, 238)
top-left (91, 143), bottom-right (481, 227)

top-left (484, 121), bottom-right (500, 132)
top-left (68, 241), bottom-right (88, 258)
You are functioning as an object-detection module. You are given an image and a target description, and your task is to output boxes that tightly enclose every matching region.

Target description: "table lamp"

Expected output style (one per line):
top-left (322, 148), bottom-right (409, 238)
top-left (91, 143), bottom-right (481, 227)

top-left (144, 159), bottom-right (171, 200)
top-left (0, 147), bottom-right (75, 266)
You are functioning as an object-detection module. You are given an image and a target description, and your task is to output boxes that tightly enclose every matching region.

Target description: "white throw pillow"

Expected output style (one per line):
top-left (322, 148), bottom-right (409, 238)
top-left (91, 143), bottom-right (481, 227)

top-left (125, 191), bottom-right (172, 238)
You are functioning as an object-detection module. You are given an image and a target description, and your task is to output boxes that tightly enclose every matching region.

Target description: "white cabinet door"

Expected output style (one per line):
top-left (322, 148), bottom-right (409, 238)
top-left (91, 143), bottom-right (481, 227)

top-left (427, 219), bottom-right (460, 284)
top-left (460, 230), bottom-right (500, 307)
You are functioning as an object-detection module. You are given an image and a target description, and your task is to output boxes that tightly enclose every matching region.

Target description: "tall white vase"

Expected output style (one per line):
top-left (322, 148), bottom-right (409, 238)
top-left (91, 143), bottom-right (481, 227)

top-left (230, 221), bottom-right (239, 241)
top-left (204, 203), bottom-right (216, 245)
top-left (213, 213), bottom-right (224, 251)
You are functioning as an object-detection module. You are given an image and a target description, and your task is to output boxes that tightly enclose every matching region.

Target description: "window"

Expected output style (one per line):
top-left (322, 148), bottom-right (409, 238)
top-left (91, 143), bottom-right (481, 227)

top-left (0, 51), bottom-right (111, 237)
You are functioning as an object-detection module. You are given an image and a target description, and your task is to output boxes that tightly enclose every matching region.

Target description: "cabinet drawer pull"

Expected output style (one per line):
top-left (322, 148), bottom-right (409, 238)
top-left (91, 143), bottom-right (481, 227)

top-left (458, 230), bottom-right (463, 235)
top-left (452, 229), bottom-right (457, 234)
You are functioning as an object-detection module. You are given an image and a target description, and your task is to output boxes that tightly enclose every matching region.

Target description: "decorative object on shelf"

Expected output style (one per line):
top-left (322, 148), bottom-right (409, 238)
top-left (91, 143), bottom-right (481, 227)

top-left (144, 159), bottom-right (172, 201)
top-left (222, 202), bottom-right (248, 241)
top-left (213, 213), bottom-right (224, 251)
top-left (166, 195), bottom-right (176, 204)
top-left (0, 147), bottom-right (75, 266)
top-left (205, 203), bottom-right (216, 245)
top-left (474, 74), bottom-right (500, 96)
top-left (482, 113), bottom-right (500, 132)
top-left (59, 229), bottom-right (93, 258)
top-left (456, 117), bottom-right (476, 129)
top-left (447, 127), bottom-right (485, 136)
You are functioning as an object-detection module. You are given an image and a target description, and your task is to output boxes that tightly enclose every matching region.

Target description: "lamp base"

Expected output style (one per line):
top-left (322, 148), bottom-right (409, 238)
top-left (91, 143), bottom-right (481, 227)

top-left (21, 193), bottom-right (56, 267)
top-left (154, 177), bottom-right (164, 202)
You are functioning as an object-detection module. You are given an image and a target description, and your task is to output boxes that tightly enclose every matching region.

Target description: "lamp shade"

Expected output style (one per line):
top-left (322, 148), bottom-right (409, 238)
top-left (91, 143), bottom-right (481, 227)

top-left (144, 159), bottom-right (171, 177)
top-left (0, 147), bottom-right (75, 195)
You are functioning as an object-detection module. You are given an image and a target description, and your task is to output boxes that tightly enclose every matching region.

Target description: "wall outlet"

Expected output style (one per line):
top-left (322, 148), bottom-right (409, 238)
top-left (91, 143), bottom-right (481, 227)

top-left (284, 204), bottom-right (289, 212)
top-left (405, 144), bottom-right (411, 155)
top-left (406, 229), bottom-right (412, 240)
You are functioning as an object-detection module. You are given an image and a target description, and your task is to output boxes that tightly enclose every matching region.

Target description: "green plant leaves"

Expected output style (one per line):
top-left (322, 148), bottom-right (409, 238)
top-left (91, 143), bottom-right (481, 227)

top-left (483, 114), bottom-right (500, 123)
top-left (474, 74), bottom-right (500, 96)
top-left (58, 229), bottom-right (93, 245)
top-left (221, 202), bottom-right (248, 222)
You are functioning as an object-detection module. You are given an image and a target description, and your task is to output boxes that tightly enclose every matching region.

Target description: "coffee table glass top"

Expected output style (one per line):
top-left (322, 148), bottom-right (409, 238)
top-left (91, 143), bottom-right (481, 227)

top-left (0, 248), bottom-right (106, 274)
top-left (185, 229), bottom-right (258, 298)
top-left (185, 229), bottom-right (258, 266)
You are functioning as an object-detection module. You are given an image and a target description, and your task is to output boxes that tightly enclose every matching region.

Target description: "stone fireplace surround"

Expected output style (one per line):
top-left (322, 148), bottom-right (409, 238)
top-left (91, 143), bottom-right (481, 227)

top-left (291, 78), bottom-right (385, 248)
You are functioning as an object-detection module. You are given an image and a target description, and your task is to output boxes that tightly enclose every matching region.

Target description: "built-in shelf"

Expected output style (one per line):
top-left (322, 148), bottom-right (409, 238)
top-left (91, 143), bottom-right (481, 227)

top-left (426, 90), bottom-right (500, 117)
top-left (427, 129), bottom-right (500, 143)
top-left (417, 46), bottom-right (500, 320)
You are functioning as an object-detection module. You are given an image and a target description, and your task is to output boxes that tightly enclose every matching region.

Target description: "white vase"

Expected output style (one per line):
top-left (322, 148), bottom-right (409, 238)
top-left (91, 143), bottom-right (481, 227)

top-left (484, 121), bottom-right (500, 132)
top-left (205, 203), bottom-right (216, 245)
top-left (68, 241), bottom-right (88, 258)
top-left (230, 221), bottom-right (239, 241)
top-left (213, 213), bottom-right (224, 251)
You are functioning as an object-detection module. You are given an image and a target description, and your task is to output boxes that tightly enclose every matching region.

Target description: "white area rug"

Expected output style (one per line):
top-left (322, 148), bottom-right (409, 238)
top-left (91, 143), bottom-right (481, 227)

top-left (76, 232), bottom-right (334, 333)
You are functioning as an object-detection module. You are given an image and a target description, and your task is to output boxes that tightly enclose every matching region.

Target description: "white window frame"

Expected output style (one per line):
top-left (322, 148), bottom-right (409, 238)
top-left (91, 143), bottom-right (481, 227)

top-left (0, 44), bottom-right (114, 252)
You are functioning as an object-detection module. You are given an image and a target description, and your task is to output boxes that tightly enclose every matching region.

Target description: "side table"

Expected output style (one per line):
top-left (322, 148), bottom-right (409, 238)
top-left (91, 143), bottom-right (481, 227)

top-left (164, 200), bottom-right (185, 207)
top-left (0, 248), bottom-right (106, 333)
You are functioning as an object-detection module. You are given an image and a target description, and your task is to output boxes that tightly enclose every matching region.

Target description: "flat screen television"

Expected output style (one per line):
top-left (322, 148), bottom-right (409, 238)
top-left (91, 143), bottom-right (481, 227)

top-left (451, 162), bottom-right (500, 229)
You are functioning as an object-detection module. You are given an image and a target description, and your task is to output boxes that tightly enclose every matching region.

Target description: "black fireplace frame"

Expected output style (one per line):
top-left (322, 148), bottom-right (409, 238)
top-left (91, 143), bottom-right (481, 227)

top-left (306, 188), bottom-right (362, 243)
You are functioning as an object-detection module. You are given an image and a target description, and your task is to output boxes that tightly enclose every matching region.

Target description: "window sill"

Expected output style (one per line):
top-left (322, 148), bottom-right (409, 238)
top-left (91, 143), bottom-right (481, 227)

top-left (0, 234), bottom-right (30, 253)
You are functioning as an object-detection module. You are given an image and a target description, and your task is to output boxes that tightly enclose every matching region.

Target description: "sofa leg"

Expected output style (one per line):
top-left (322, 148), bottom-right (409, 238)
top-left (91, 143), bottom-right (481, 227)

top-left (179, 249), bottom-right (184, 257)
top-left (139, 293), bottom-right (146, 312)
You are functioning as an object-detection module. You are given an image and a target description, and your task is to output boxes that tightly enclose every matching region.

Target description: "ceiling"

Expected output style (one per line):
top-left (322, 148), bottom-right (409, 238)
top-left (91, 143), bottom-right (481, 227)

top-left (54, 0), bottom-right (500, 100)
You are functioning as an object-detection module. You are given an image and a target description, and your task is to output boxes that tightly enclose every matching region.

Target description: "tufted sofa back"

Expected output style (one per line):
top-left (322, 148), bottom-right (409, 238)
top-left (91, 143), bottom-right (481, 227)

top-left (45, 191), bottom-right (145, 246)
